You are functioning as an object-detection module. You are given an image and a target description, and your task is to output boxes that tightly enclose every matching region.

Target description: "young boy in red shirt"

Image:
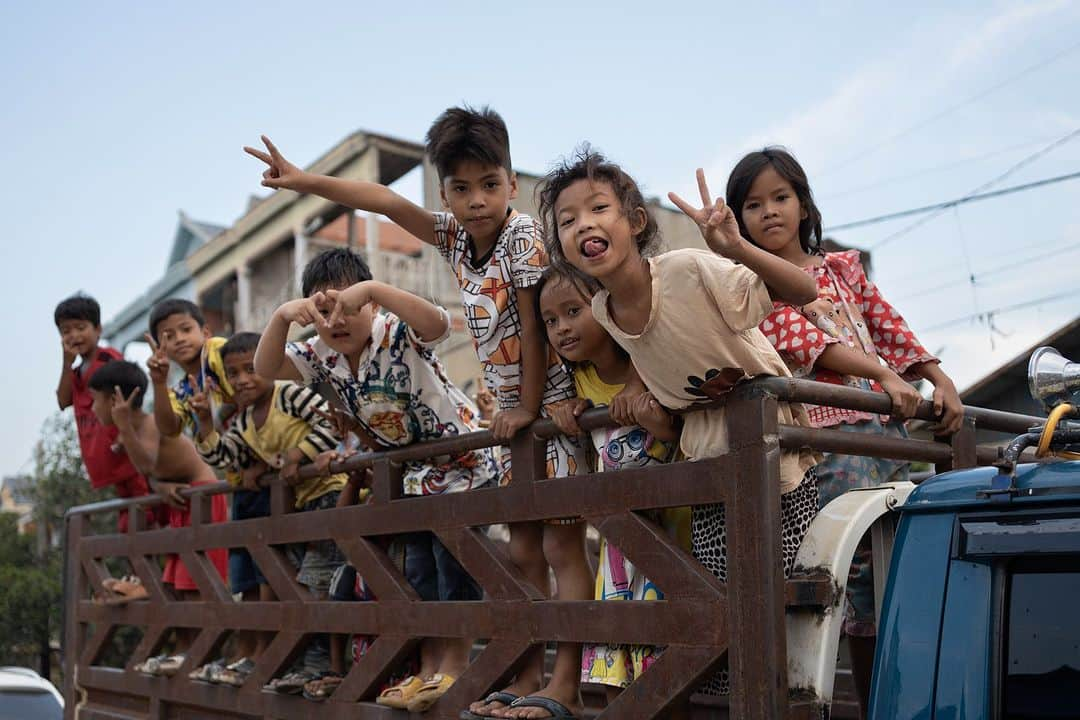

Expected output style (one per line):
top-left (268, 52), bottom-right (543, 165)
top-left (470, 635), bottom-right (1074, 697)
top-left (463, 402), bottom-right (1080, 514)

top-left (55, 294), bottom-right (159, 535)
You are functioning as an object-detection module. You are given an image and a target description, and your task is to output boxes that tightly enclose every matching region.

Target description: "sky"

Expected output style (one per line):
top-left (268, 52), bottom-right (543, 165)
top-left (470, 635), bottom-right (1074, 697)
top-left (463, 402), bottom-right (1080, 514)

top-left (2, 0), bottom-right (1079, 480)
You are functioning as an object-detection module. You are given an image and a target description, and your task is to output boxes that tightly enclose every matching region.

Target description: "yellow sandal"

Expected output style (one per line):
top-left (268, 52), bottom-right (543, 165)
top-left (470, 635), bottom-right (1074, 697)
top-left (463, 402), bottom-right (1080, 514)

top-left (375, 675), bottom-right (426, 709)
top-left (406, 673), bottom-right (456, 712)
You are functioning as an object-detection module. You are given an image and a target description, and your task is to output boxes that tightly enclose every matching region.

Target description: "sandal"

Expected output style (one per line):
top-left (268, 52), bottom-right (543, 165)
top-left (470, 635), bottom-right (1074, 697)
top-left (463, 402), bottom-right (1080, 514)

top-left (302, 672), bottom-right (344, 702)
top-left (407, 673), bottom-right (455, 712)
top-left (263, 670), bottom-right (316, 695)
top-left (459, 691), bottom-right (520, 719)
top-left (135, 653), bottom-right (185, 677)
top-left (188, 659), bottom-right (225, 683)
top-left (376, 675), bottom-right (425, 709)
top-left (104, 576), bottom-right (148, 605)
top-left (212, 657), bottom-right (254, 687)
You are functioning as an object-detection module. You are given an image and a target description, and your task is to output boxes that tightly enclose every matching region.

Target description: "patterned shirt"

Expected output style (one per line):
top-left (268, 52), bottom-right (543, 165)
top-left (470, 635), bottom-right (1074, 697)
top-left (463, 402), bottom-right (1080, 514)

top-left (432, 210), bottom-right (576, 410)
top-left (759, 250), bottom-right (936, 428)
top-left (196, 381), bottom-right (347, 507)
top-left (168, 336), bottom-right (236, 437)
top-left (286, 310), bottom-right (497, 496)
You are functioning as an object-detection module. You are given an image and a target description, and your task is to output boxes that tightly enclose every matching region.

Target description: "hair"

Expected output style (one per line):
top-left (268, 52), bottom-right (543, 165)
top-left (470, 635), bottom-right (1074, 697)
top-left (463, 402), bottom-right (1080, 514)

top-left (725, 146), bottom-right (823, 255)
top-left (425, 106), bottom-right (512, 180)
top-left (535, 265), bottom-right (627, 370)
top-left (54, 293), bottom-right (101, 327)
top-left (221, 332), bottom-right (261, 361)
top-left (301, 247), bottom-right (373, 297)
top-left (149, 299), bottom-right (205, 343)
top-left (88, 360), bottom-right (148, 411)
top-left (537, 147), bottom-right (659, 272)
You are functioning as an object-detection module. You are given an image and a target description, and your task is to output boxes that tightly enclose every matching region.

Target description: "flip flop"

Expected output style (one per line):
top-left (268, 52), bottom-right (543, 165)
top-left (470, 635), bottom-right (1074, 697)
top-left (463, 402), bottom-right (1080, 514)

top-left (406, 673), bottom-right (455, 712)
top-left (376, 675), bottom-right (426, 709)
top-left (507, 695), bottom-right (579, 719)
top-left (263, 670), bottom-right (317, 695)
top-left (102, 576), bottom-right (148, 605)
top-left (302, 672), bottom-right (344, 702)
top-left (460, 691), bottom-right (520, 719)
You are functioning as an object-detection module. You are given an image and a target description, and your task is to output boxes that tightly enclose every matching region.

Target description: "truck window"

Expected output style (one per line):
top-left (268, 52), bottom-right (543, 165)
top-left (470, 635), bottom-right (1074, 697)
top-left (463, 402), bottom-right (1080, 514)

top-left (1003, 570), bottom-right (1080, 718)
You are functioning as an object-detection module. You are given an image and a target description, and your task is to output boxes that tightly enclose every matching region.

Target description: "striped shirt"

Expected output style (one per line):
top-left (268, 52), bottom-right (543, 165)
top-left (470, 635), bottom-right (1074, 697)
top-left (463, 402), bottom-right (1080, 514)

top-left (196, 381), bottom-right (346, 507)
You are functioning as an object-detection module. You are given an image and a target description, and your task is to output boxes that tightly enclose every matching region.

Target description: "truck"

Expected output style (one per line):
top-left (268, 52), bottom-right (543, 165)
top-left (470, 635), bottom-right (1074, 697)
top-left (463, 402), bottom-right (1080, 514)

top-left (62, 348), bottom-right (1078, 720)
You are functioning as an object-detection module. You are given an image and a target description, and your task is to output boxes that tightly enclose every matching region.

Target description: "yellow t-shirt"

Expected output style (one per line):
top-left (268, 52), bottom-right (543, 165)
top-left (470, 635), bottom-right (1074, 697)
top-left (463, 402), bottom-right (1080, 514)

top-left (591, 249), bottom-right (820, 494)
top-left (197, 382), bottom-right (347, 507)
top-left (168, 336), bottom-right (236, 437)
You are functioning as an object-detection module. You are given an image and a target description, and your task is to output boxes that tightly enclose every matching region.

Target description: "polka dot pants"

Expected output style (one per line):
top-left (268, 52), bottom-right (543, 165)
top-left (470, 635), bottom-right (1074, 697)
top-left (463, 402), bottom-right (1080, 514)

top-left (692, 467), bottom-right (820, 696)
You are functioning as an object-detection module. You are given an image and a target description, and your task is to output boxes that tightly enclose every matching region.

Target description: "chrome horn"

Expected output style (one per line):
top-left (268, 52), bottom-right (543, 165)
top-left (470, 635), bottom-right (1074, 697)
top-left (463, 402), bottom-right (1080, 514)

top-left (1028, 346), bottom-right (1080, 412)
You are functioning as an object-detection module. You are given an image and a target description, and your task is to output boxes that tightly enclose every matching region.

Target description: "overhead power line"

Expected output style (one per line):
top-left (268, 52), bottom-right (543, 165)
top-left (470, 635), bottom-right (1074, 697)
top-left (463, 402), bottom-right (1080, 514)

top-left (823, 168), bottom-right (1080, 234)
top-left (923, 288), bottom-right (1080, 332)
top-left (820, 39), bottom-right (1080, 176)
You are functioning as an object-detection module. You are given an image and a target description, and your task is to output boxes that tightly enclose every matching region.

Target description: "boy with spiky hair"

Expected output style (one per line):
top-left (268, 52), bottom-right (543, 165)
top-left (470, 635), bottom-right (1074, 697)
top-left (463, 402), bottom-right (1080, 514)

top-left (55, 293), bottom-right (157, 533)
top-left (245, 108), bottom-right (591, 719)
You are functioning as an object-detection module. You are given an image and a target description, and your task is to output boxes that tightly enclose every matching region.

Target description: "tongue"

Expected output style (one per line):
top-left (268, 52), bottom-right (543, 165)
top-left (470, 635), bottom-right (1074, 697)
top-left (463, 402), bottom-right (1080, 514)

top-left (583, 239), bottom-right (608, 258)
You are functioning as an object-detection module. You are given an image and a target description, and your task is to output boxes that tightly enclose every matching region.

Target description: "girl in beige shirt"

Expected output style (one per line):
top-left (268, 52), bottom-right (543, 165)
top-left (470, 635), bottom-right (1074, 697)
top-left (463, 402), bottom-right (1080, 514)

top-left (537, 149), bottom-right (821, 698)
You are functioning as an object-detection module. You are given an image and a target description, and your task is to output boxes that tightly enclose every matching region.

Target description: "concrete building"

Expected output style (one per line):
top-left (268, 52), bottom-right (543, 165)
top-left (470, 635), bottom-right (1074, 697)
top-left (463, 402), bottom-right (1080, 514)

top-left (105, 129), bottom-right (703, 393)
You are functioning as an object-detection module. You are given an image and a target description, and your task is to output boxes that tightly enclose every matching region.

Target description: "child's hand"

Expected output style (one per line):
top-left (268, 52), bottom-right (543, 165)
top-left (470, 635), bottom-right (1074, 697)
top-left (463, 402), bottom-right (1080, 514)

top-left (187, 376), bottom-right (213, 429)
top-left (630, 391), bottom-right (667, 427)
top-left (244, 135), bottom-right (306, 191)
top-left (490, 407), bottom-right (537, 442)
top-left (278, 448), bottom-right (306, 486)
top-left (241, 461), bottom-right (266, 492)
top-left (930, 378), bottom-right (964, 436)
top-left (143, 333), bottom-right (171, 386)
top-left (547, 398), bottom-right (590, 437)
top-left (324, 282), bottom-right (375, 329)
top-left (61, 338), bottom-right (77, 366)
top-left (110, 385), bottom-right (140, 430)
top-left (313, 448), bottom-right (355, 476)
top-left (878, 372), bottom-right (922, 421)
top-left (610, 381), bottom-right (647, 426)
top-left (150, 478), bottom-right (187, 509)
top-left (668, 169), bottom-right (743, 256)
top-left (276, 295), bottom-right (330, 329)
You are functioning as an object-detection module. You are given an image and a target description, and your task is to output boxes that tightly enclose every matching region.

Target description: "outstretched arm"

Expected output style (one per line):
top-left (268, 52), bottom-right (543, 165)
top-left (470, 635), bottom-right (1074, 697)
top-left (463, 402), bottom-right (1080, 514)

top-left (669, 169), bottom-right (817, 306)
top-left (110, 388), bottom-right (159, 476)
top-left (244, 135), bottom-right (436, 245)
top-left (326, 281), bottom-right (449, 343)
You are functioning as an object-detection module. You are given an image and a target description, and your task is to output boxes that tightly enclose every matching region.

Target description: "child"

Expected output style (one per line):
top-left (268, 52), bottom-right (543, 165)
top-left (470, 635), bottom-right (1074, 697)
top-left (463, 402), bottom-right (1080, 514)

top-left (143, 299), bottom-right (231, 652)
top-left (85, 360), bottom-right (228, 676)
top-left (245, 109), bottom-right (592, 720)
top-left (190, 331), bottom-right (349, 693)
top-left (539, 267), bottom-right (690, 716)
top-left (54, 294), bottom-right (158, 537)
top-left (538, 150), bottom-right (821, 699)
top-left (253, 247), bottom-right (498, 712)
top-left (724, 147), bottom-right (963, 712)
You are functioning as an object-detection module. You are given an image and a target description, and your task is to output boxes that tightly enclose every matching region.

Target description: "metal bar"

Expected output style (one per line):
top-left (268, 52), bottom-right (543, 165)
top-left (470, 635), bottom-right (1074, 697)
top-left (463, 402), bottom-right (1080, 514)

top-left (433, 526), bottom-right (544, 601)
top-left (598, 645), bottom-right (725, 719)
top-left (724, 392), bottom-right (789, 720)
top-left (780, 425), bottom-right (953, 463)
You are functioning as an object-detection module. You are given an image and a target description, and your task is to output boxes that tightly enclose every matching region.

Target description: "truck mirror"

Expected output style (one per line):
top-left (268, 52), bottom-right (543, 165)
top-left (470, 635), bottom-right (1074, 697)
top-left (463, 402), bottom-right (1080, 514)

top-left (1028, 346), bottom-right (1080, 411)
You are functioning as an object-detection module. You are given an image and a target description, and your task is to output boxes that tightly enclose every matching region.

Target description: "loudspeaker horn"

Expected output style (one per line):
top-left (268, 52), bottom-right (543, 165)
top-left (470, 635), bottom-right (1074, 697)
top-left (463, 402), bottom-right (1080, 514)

top-left (1028, 346), bottom-right (1080, 411)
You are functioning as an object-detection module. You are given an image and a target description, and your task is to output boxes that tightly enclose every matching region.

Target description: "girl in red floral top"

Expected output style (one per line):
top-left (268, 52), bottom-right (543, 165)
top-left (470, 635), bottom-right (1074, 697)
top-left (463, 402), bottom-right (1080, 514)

top-left (725, 147), bottom-right (964, 715)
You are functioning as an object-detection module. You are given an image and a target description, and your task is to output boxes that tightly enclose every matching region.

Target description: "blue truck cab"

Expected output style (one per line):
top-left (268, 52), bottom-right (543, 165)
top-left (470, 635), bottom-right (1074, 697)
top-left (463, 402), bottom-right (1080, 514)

top-left (870, 348), bottom-right (1080, 719)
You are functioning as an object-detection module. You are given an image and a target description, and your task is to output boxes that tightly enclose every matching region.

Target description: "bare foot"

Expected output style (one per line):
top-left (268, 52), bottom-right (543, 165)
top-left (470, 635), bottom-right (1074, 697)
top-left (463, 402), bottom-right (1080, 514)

top-left (467, 680), bottom-right (539, 718)
top-left (495, 689), bottom-right (583, 719)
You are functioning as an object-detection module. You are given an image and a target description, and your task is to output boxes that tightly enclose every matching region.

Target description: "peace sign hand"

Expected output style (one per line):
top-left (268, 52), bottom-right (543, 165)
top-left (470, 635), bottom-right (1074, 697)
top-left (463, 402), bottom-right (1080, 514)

top-left (144, 333), bottom-right (171, 385)
top-left (668, 169), bottom-right (744, 257)
top-left (187, 375), bottom-right (213, 428)
top-left (243, 135), bottom-right (305, 191)
top-left (111, 385), bottom-right (140, 430)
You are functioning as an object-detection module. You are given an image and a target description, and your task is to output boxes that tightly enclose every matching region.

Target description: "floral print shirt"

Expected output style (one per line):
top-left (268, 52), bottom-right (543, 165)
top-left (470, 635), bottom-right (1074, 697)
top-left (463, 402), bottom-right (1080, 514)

top-left (760, 250), bottom-right (936, 428)
top-left (286, 310), bottom-right (498, 496)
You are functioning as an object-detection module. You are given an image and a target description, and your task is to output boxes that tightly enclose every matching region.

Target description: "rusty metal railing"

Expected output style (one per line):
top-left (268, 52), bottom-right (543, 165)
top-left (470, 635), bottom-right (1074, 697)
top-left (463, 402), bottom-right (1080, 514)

top-left (61, 378), bottom-right (1044, 720)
